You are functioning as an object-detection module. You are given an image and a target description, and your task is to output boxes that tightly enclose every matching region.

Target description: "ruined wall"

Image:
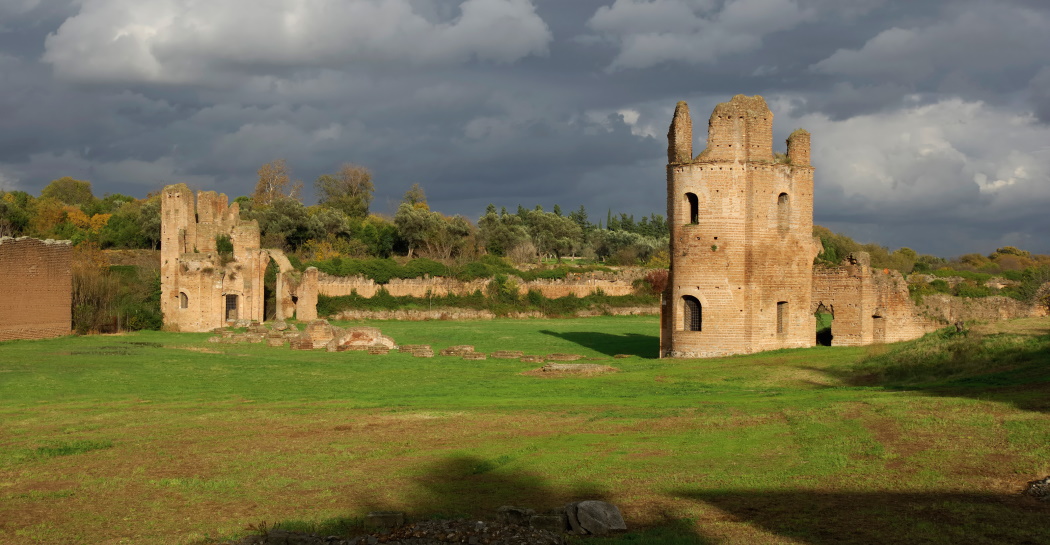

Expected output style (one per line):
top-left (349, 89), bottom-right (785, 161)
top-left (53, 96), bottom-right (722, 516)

top-left (0, 237), bottom-right (72, 341)
top-left (316, 270), bottom-right (644, 299)
top-left (662, 95), bottom-right (818, 358)
top-left (812, 254), bottom-right (937, 346)
top-left (917, 294), bottom-right (1046, 323)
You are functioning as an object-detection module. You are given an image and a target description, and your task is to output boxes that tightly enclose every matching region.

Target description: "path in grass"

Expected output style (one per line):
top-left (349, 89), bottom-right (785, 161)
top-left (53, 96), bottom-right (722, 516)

top-left (1, 316), bottom-right (1048, 544)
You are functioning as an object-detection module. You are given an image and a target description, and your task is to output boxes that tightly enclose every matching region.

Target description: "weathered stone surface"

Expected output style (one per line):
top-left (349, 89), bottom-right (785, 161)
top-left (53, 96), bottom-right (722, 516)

top-left (304, 319), bottom-right (335, 349)
top-left (463, 353), bottom-right (487, 360)
top-left (541, 363), bottom-right (615, 374)
top-left (520, 355), bottom-right (545, 364)
top-left (266, 337), bottom-right (285, 347)
top-left (289, 333), bottom-right (313, 350)
top-left (491, 350), bottom-right (524, 359)
top-left (546, 353), bottom-right (582, 361)
top-left (270, 320), bottom-right (288, 331)
top-left (575, 500), bottom-right (626, 535)
top-left (563, 503), bottom-right (585, 535)
top-left (331, 327), bottom-right (397, 352)
top-left (439, 345), bottom-right (475, 356)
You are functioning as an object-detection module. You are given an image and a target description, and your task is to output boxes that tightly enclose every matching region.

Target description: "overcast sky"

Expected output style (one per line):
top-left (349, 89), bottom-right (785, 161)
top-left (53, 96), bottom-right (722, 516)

top-left (1, 0), bottom-right (1048, 256)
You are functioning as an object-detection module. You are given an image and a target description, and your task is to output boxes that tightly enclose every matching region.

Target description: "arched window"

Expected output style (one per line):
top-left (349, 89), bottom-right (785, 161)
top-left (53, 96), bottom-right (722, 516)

top-left (683, 296), bottom-right (702, 331)
top-left (686, 193), bottom-right (699, 225)
top-left (179, 292), bottom-right (188, 309)
top-left (777, 193), bottom-right (789, 230)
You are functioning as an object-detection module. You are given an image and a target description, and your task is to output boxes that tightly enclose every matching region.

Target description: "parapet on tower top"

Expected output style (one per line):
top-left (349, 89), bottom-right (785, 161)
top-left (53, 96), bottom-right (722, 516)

top-left (668, 94), bottom-right (811, 167)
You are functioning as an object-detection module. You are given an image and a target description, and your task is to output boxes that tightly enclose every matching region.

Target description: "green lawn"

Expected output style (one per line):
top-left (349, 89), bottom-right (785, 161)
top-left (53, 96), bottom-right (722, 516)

top-left (1, 316), bottom-right (1048, 544)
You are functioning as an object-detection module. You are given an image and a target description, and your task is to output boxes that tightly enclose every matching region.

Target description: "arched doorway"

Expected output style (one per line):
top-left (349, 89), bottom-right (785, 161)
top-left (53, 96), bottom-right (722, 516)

top-left (815, 303), bottom-right (833, 346)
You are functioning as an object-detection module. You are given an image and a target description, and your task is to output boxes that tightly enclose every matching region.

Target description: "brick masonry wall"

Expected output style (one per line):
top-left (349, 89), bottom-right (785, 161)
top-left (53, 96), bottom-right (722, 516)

top-left (0, 237), bottom-right (72, 341)
top-left (813, 262), bottom-right (939, 346)
top-left (317, 270), bottom-right (646, 299)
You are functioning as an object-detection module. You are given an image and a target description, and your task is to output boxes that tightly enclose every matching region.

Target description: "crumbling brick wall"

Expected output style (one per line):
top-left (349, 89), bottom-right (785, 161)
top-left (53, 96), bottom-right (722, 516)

top-left (0, 237), bottom-right (72, 341)
top-left (812, 254), bottom-right (938, 346)
top-left (661, 95), bottom-right (819, 358)
top-left (160, 184), bottom-right (319, 332)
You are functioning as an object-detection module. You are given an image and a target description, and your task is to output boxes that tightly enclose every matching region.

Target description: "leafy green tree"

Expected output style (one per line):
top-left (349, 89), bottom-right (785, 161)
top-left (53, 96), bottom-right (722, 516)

top-left (40, 177), bottom-right (96, 207)
top-left (521, 209), bottom-right (582, 262)
top-left (402, 183), bottom-right (427, 206)
top-left (478, 205), bottom-right (529, 256)
top-left (315, 163), bottom-right (374, 219)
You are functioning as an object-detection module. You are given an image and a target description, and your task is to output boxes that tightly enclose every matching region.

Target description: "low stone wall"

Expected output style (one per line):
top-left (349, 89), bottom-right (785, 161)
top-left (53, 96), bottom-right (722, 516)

top-left (331, 306), bottom-right (658, 321)
top-left (917, 294), bottom-right (1046, 324)
top-left (318, 269), bottom-right (648, 299)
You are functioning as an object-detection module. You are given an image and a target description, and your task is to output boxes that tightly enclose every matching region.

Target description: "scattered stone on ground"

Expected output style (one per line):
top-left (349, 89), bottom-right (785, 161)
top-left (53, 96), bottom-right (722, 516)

top-left (226, 502), bottom-right (622, 545)
top-left (271, 320), bottom-right (289, 331)
top-left (439, 345), bottom-right (475, 356)
top-left (462, 353), bottom-right (487, 360)
top-left (367, 346), bottom-right (391, 355)
top-left (519, 355), bottom-right (545, 364)
top-left (1025, 476), bottom-right (1050, 501)
top-left (328, 327), bottom-right (397, 352)
top-left (305, 319), bottom-right (336, 349)
top-left (545, 353), bottom-right (582, 361)
top-left (398, 345), bottom-right (429, 352)
top-left (266, 337), bottom-right (286, 347)
top-left (524, 363), bottom-right (618, 377)
top-left (567, 501), bottom-right (626, 536)
top-left (490, 350), bottom-right (523, 359)
top-left (232, 519), bottom-right (566, 545)
top-left (289, 333), bottom-right (314, 350)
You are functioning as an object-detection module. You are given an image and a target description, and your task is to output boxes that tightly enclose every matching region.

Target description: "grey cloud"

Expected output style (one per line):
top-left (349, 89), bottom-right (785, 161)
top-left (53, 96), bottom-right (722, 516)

top-left (811, 3), bottom-right (1050, 87)
top-left (43, 0), bottom-right (552, 84)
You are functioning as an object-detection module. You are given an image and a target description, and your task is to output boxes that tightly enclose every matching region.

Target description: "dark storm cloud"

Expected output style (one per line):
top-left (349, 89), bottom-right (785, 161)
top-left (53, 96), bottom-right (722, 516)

top-left (1, 0), bottom-right (1048, 256)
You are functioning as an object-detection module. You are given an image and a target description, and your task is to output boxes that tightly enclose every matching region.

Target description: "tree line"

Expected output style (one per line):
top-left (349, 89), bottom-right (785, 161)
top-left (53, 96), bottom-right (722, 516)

top-left (0, 160), bottom-right (671, 267)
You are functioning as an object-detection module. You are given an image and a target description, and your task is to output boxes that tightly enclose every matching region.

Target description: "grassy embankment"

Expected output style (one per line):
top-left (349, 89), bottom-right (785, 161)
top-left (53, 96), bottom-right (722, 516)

top-left (1, 316), bottom-right (1049, 544)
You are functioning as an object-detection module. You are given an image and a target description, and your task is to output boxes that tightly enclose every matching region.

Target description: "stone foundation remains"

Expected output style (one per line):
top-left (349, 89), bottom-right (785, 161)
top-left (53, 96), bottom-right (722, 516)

top-left (0, 237), bottom-right (72, 341)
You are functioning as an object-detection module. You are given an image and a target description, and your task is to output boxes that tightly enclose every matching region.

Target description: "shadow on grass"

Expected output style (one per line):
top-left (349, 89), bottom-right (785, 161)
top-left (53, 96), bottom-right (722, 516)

top-left (811, 328), bottom-right (1050, 413)
top-left (539, 330), bottom-right (659, 358)
top-left (675, 489), bottom-right (1050, 545)
top-left (267, 455), bottom-right (710, 543)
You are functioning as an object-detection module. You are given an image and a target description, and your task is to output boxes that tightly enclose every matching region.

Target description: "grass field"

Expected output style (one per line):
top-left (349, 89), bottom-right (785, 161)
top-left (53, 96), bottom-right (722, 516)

top-left (1, 316), bottom-right (1049, 544)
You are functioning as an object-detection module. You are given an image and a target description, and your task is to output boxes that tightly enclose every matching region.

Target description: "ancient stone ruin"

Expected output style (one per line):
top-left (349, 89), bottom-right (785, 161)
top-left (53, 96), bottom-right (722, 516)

top-left (661, 95), bottom-right (934, 357)
top-left (0, 237), bottom-right (72, 341)
top-left (160, 184), bottom-right (318, 332)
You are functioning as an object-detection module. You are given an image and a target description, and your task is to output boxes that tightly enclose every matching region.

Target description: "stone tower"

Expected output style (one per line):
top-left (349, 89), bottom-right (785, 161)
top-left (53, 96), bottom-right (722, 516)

top-left (660, 95), bottom-right (819, 357)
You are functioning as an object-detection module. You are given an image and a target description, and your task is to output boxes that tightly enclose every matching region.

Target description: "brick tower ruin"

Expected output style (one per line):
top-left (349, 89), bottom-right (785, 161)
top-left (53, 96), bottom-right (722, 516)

top-left (160, 184), bottom-right (317, 332)
top-left (660, 95), bottom-right (820, 357)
